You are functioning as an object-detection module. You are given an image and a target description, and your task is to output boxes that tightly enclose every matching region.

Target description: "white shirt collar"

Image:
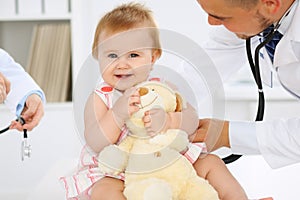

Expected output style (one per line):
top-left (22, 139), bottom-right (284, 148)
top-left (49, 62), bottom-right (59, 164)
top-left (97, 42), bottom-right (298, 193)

top-left (277, 0), bottom-right (299, 34)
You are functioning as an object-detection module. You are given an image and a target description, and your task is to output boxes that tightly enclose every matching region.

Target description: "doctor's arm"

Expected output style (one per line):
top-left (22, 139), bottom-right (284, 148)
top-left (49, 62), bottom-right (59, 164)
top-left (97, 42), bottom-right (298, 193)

top-left (0, 49), bottom-right (46, 131)
top-left (192, 118), bottom-right (300, 168)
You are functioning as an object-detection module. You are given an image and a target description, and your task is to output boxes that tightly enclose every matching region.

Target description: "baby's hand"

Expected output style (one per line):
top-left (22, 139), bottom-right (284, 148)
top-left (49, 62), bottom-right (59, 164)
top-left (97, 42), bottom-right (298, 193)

top-left (112, 87), bottom-right (140, 127)
top-left (143, 107), bottom-right (169, 137)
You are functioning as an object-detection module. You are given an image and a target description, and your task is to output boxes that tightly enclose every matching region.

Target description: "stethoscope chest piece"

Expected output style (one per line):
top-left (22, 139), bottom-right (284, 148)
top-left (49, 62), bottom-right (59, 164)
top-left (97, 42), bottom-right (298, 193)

top-left (21, 136), bottom-right (32, 161)
top-left (16, 117), bottom-right (32, 161)
top-left (0, 117), bottom-right (32, 161)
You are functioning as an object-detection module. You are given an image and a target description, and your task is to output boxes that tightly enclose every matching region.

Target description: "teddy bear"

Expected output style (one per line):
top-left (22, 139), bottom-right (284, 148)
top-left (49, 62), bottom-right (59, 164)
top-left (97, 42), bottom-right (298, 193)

top-left (97, 80), bottom-right (219, 200)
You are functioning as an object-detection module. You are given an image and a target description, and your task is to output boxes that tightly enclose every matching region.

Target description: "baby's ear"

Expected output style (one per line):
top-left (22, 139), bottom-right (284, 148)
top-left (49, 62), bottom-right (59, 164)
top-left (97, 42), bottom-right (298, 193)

top-left (151, 49), bottom-right (161, 63)
top-left (175, 93), bottom-right (183, 112)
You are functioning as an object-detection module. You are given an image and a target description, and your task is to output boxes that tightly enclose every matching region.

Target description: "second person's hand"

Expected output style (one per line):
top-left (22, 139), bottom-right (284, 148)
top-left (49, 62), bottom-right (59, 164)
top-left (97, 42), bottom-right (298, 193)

top-left (10, 94), bottom-right (44, 131)
top-left (189, 118), bottom-right (230, 152)
top-left (0, 72), bottom-right (11, 103)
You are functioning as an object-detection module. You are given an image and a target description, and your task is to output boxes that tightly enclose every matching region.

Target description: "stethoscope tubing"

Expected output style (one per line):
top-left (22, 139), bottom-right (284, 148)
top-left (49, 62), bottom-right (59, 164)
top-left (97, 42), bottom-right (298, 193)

top-left (0, 126), bottom-right (10, 134)
top-left (0, 117), bottom-right (26, 135)
top-left (223, 25), bottom-right (281, 164)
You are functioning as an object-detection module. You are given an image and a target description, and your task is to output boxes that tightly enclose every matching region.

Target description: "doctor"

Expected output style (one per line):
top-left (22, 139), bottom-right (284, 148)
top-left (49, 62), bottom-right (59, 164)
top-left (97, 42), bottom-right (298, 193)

top-left (0, 48), bottom-right (45, 131)
top-left (191, 0), bottom-right (300, 168)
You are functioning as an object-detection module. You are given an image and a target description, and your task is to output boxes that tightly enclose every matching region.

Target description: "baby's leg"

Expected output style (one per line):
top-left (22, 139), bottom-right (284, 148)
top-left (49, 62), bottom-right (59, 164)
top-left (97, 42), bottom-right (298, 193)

top-left (90, 177), bottom-right (125, 200)
top-left (193, 154), bottom-right (248, 200)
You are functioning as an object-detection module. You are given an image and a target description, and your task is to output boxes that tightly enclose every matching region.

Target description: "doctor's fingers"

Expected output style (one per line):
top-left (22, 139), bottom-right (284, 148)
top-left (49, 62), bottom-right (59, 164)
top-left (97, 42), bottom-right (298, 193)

top-left (0, 88), bottom-right (6, 103)
top-left (189, 119), bottom-right (210, 142)
top-left (0, 72), bottom-right (11, 94)
top-left (205, 119), bottom-right (230, 151)
top-left (189, 118), bottom-right (228, 152)
top-left (21, 95), bottom-right (44, 130)
top-left (0, 77), bottom-right (10, 103)
top-left (23, 94), bottom-right (43, 116)
top-left (10, 101), bottom-right (44, 131)
top-left (22, 102), bottom-right (44, 131)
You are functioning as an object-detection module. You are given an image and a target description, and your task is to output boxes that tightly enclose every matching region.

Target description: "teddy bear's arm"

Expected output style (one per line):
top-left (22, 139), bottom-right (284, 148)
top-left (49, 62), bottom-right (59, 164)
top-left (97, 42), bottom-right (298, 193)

top-left (98, 145), bottom-right (129, 174)
top-left (98, 135), bottom-right (135, 174)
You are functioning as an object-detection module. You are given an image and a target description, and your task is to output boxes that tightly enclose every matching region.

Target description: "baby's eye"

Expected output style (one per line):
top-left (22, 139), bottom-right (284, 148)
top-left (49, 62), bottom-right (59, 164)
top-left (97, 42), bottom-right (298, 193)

top-left (108, 53), bottom-right (118, 58)
top-left (129, 53), bottom-right (139, 58)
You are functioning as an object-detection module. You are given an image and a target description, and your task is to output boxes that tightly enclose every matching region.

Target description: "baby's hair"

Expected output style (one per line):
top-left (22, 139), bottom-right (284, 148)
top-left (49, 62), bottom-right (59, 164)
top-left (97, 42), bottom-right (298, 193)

top-left (92, 2), bottom-right (162, 58)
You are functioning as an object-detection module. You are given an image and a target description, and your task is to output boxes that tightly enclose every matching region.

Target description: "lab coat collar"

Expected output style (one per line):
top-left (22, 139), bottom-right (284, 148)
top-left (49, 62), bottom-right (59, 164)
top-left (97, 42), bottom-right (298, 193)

top-left (277, 0), bottom-right (299, 35)
top-left (274, 2), bottom-right (300, 67)
top-left (286, 1), bottom-right (300, 42)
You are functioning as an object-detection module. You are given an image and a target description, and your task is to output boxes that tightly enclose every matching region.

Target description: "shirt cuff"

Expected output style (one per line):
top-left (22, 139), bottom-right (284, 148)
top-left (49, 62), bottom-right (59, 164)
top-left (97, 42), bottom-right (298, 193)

top-left (16, 90), bottom-right (45, 117)
top-left (229, 121), bottom-right (260, 154)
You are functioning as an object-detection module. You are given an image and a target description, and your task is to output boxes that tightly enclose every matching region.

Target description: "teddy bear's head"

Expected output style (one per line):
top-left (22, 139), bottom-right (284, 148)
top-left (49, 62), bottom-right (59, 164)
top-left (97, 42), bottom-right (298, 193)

top-left (125, 81), bottom-right (184, 138)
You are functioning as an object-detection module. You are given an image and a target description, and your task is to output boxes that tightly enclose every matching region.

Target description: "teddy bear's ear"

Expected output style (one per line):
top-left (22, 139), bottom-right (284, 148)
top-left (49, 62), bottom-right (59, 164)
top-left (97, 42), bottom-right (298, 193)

top-left (175, 93), bottom-right (183, 112)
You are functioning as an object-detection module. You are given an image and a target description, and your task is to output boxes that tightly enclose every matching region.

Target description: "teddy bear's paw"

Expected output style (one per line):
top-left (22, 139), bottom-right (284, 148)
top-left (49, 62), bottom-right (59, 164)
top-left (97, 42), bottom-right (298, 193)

top-left (98, 145), bottom-right (128, 174)
top-left (143, 179), bottom-right (172, 200)
top-left (124, 178), bottom-right (172, 200)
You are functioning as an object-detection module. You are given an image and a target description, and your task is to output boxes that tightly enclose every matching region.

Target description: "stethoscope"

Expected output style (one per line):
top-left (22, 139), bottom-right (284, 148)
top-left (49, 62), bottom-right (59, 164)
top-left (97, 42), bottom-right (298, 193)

top-left (0, 117), bottom-right (31, 161)
top-left (223, 2), bottom-right (297, 164)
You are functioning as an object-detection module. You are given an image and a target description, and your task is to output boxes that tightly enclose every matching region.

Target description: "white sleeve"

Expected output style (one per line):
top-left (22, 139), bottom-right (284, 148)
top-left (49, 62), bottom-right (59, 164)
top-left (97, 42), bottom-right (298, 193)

top-left (230, 118), bottom-right (300, 169)
top-left (256, 118), bottom-right (300, 169)
top-left (0, 49), bottom-right (44, 114)
top-left (229, 121), bottom-right (260, 154)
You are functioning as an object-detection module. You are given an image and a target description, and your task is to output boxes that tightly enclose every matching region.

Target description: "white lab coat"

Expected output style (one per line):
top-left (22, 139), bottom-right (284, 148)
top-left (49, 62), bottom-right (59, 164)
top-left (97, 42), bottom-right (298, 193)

top-left (201, 4), bottom-right (300, 168)
top-left (0, 49), bottom-right (44, 115)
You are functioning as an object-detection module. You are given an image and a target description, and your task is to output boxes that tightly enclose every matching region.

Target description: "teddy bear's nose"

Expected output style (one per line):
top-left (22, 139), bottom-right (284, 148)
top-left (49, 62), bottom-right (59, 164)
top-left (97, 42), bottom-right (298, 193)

top-left (139, 87), bottom-right (149, 96)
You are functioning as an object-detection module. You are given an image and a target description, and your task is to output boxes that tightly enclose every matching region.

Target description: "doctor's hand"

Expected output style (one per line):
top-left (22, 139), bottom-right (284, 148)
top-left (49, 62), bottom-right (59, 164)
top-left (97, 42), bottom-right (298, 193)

top-left (189, 118), bottom-right (230, 152)
top-left (0, 72), bottom-right (11, 103)
top-left (180, 103), bottom-right (199, 135)
top-left (10, 94), bottom-right (44, 131)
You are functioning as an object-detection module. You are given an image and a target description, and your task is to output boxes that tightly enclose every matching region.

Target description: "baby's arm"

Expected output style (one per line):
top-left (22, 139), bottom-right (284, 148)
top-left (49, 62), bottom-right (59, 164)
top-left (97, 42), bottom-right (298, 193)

top-left (84, 88), bottom-right (140, 153)
top-left (194, 154), bottom-right (248, 200)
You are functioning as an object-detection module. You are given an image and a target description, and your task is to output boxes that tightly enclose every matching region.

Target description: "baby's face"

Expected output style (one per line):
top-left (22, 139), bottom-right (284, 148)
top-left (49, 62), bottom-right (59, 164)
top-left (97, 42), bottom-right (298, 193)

top-left (97, 28), bottom-right (159, 91)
